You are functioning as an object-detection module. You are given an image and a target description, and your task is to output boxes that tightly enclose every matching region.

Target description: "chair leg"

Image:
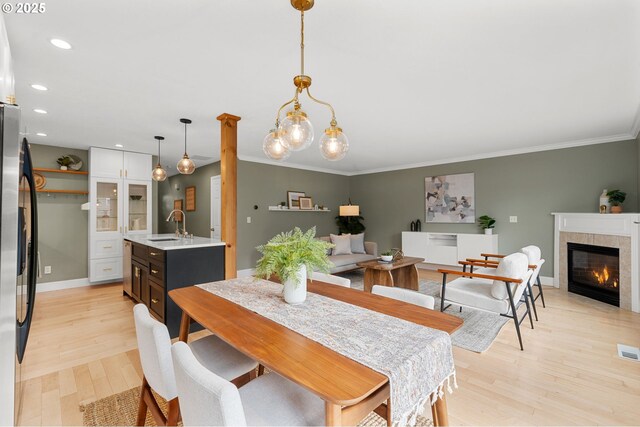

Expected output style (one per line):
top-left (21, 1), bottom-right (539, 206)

top-left (258, 364), bottom-right (265, 376)
top-left (527, 282), bottom-right (539, 321)
top-left (440, 274), bottom-right (447, 312)
top-left (136, 377), bottom-right (150, 426)
top-left (536, 276), bottom-right (546, 308)
top-left (523, 289), bottom-right (534, 330)
top-left (505, 282), bottom-right (524, 351)
top-left (166, 398), bottom-right (180, 427)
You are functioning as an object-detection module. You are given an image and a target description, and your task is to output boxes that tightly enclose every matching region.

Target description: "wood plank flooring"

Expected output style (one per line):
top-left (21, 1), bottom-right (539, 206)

top-left (16, 272), bottom-right (640, 426)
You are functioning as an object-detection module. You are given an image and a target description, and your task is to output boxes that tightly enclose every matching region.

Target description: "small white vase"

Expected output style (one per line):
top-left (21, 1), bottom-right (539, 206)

top-left (484, 228), bottom-right (493, 235)
top-left (60, 166), bottom-right (67, 170)
top-left (283, 265), bottom-right (307, 304)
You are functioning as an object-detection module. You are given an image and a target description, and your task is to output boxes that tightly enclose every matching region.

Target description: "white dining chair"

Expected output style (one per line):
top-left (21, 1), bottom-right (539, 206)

top-left (371, 285), bottom-right (435, 309)
top-left (133, 304), bottom-right (258, 426)
top-left (311, 271), bottom-right (351, 287)
top-left (172, 341), bottom-right (325, 426)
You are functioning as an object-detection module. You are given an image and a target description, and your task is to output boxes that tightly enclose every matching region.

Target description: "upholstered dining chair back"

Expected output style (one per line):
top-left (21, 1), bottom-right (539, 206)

top-left (311, 271), bottom-right (351, 287)
top-left (371, 285), bottom-right (435, 310)
top-left (172, 341), bottom-right (247, 427)
top-left (133, 304), bottom-right (177, 400)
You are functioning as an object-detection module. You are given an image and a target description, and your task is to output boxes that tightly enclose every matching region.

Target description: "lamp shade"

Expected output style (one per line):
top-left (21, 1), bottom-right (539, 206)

top-left (339, 204), bottom-right (360, 216)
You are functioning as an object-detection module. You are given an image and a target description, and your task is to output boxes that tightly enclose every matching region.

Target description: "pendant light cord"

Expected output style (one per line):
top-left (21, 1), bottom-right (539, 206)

top-left (184, 122), bottom-right (187, 154)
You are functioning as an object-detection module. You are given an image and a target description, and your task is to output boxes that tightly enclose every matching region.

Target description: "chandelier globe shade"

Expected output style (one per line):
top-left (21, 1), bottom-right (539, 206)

top-left (177, 118), bottom-right (196, 175)
top-left (263, 129), bottom-right (291, 161)
top-left (319, 126), bottom-right (349, 161)
top-left (151, 135), bottom-right (167, 182)
top-left (279, 110), bottom-right (314, 151)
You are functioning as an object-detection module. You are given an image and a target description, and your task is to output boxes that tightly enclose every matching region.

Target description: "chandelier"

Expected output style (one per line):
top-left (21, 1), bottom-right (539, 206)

top-left (263, 0), bottom-right (349, 162)
top-left (177, 118), bottom-right (196, 174)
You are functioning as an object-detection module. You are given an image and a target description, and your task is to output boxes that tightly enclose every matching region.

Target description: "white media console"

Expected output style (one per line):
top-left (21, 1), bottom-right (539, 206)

top-left (401, 231), bottom-right (499, 267)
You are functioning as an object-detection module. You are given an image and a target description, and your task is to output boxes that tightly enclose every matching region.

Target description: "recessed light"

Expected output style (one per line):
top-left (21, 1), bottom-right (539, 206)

top-left (31, 84), bottom-right (48, 91)
top-left (115, 144), bottom-right (124, 148)
top-left (50, 38), bottom-right (72, 50)
top-left (33, 109), bottom-right (47, 114)
top-left (36, 132), bottom-right (47, 137)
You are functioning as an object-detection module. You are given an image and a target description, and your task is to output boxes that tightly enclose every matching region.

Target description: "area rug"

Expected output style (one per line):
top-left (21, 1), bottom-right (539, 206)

top-left (81, 386), bottom-right (433, 426)
top-left (341, 270), bottom-right (510, 353)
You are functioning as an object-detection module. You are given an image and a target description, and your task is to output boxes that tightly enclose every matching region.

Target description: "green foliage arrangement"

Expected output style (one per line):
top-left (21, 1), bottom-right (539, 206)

top-left (381, 250), bottom-right (393, 256)
top-left (606, 190), bottom-right (626, 206)
top-left (335, 214), bottom-right (366, 234)
top-left (255, 227), bottom-right (334, 287)
top-left (56, 155), bottom-right (73, 167)
top-left (478, 214), bottom-right (496, 230)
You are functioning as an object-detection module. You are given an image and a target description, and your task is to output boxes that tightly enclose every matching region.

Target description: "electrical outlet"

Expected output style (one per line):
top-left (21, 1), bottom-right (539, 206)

top-left (510, 216), bottom-right (518, 223)
top-left (247, 216), bottom-right (252, 224)
top-left (44, 266), bottom-right (52, 274)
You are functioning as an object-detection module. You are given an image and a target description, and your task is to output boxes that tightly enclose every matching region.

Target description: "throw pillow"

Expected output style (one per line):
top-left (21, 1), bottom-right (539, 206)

top-left (330, 233), bottom-right (352, 255)
top-left (490, 253), bottom-right (528, 300)
top-left (350, 233), bottom-right (366, 254)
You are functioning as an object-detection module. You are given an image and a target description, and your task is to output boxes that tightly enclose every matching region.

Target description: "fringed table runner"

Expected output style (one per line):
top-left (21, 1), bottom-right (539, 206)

top-left (197, 277), bottom-right (456, 427)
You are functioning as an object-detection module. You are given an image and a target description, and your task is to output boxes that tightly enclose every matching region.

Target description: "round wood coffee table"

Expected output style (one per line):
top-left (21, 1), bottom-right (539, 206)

top-left (356, 257), bottom-right (424, 293)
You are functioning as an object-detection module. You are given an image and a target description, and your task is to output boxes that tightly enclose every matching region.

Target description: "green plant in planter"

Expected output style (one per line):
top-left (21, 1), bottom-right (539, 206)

top-left (255, 227), bottom-right (334, 286)
top-left (478, 215), bottom-right (496, 230)
top-left (606, 190), bottom-right (626, 206)
top-left (335, 214), bottom-right (366, 234)
top-left (56, 155), bottom-right (73, 167)
top-left (381, 250), bottom-right (393, 256)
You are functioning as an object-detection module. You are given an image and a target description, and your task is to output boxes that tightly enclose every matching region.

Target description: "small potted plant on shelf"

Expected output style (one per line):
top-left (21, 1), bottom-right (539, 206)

top-left (255, 227), bottom-right (333, 304)
top-left (478, 214), bottom-right (496, 234)
top-left (380, 251), bottom-right (394, 263)
top-left (56, 155), bottom-right (73, 170)
top-left (607, 190), bottom-right (626, 214)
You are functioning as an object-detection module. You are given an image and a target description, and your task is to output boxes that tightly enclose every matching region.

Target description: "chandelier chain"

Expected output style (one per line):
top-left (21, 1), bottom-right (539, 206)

top-left (300, 10), bottom-right (305, 76)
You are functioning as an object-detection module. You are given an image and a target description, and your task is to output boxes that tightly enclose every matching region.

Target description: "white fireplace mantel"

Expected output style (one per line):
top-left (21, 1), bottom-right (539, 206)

top-left (552, 212), bottom-right (640, 313)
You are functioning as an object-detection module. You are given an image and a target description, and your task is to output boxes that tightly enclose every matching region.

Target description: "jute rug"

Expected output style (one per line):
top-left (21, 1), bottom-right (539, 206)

top-left (81, 386), bottom-right (433, 426)
top-left (342, 270), bottom-right (511, 353)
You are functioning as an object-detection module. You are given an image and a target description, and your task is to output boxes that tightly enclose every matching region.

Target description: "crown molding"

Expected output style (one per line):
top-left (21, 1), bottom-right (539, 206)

top-left (236, 155), bottom-right (352, 176)
top-left (630, 102), bottom-right (640, 140)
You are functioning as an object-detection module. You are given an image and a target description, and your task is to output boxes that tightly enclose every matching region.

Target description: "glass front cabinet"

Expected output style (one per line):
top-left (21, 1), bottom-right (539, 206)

top-left (89, 148), bottom-right (152, 283)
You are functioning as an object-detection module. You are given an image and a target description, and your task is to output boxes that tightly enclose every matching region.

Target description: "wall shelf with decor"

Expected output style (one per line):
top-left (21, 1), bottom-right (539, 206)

top-left (268, 206), bottom-right (331, 212)
top-left (36, 189), bottom-right (88, 195)
top-left (33, 167), bottom-right (88, 175)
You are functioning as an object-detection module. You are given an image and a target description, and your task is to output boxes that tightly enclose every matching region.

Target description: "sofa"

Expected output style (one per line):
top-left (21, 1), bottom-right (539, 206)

top-left (319, 236), bottom-right (378, 274)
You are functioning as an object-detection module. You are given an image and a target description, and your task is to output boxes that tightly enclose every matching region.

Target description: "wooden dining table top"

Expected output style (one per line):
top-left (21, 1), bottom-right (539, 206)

top-left (169, 280), bottom-right (463, 407)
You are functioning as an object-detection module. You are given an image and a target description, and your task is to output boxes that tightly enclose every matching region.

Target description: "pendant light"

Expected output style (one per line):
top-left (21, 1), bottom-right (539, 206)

top-left (177, 118), bottom-right (195, 175)
top-left (151, 136), bottom-right (167, 182)
top-left (264, 0), bottom-right (349, 162)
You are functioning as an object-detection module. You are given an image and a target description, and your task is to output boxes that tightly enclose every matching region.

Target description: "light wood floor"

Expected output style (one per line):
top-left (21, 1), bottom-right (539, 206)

top-left (16, 271), bottom-right (640, 426)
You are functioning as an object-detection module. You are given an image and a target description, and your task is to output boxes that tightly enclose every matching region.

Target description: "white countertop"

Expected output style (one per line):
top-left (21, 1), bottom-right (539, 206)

top-left (124, 234), bottom-right (226, 251)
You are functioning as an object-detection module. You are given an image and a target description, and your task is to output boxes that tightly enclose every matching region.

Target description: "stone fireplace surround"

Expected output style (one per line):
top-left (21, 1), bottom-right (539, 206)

top-left (553, 213), bottom-right (639, 313)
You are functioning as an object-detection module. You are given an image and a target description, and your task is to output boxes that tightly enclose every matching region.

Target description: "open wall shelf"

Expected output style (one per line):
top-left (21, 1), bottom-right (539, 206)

top-left (34, 167), bottom-right (88, 175)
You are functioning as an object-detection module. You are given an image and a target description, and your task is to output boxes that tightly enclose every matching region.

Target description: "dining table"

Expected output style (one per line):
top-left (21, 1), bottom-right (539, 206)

top-left (169, 278), bottom-right (463, 426)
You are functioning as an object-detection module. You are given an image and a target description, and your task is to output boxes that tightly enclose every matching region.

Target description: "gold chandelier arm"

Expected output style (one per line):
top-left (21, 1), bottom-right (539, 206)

top-left (274, 89), bottom-right (300, 127)
top-left (305, 87), bottom-right (337, 125)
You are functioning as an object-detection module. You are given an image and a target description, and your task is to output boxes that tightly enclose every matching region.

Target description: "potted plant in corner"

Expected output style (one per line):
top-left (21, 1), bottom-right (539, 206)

top-left (607, 190), bottom-right (626, 214)
top-left (255, 227), bottom-right (333, 304)
top-left (478, 215), bottom-right (496, 234)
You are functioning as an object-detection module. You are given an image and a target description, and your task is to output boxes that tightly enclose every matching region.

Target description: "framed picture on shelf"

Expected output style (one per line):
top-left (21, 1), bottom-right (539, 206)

top-left (173, 199), bottom-right (183, 222)
top-left (185, 186), bottom-right (196, 211)
top-left (287, 191), bottom-right (305, 209)
top-left (299, 197), bottom-right (313, 210)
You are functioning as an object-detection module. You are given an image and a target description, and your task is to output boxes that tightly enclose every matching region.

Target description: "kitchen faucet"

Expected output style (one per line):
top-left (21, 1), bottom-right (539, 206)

top-left (166, 209), bottom-right (189, 238)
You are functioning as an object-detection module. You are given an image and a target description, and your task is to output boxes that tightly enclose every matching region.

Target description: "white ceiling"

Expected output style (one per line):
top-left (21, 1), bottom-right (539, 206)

top-left (5, 0), bottom-right (640, 175)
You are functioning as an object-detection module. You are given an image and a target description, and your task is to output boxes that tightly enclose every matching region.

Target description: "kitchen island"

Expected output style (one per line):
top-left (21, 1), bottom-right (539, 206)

top-left (123, 234), bottom-right (225, 337)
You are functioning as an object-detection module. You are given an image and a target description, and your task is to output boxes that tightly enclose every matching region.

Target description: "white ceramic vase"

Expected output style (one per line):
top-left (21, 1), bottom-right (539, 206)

top-left (283, 264), bottom-right (307, 304)
top-left (484, 228), bottom-right (493, 235)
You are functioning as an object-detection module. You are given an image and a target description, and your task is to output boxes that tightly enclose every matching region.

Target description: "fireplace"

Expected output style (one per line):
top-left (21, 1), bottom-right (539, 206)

top-left (568, 243), bottom-right (620, 307)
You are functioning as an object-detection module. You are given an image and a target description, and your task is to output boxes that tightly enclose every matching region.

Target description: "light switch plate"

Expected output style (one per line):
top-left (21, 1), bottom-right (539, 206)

top-left (44, 266), bottom-right (52, 274)
top-left (510, 216), bottom-right (518, 223)
top-left (247, 217), bottom-right (252, 224)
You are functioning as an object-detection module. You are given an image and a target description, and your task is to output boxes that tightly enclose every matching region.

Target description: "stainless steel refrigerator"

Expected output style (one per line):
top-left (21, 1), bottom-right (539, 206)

top-left (0, 103), bottom-right (38, 425)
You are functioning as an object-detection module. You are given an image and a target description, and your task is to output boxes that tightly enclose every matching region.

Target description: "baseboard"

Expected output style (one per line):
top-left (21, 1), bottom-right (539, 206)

top-left (237, 268), bottom-right (256, 278)
top-left (36, 277), bottom-right (92, 293)
top-left (540, 276), bottom-right (556, 287)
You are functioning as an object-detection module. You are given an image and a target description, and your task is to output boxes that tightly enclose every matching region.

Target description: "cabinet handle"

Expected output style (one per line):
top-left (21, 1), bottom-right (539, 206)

top-left (151, 298), bottom-right (159, 304)
top-left (150, 252), bottom-right (158, 256)
top-left (151, 269), bottom-right (159, 274)
top-left (103, 267), bottom-right (112, 272)
top-left (120, 169), bottom-right (122, 177)
top-left (125, 169), bottom-right (128, 177)
top-left (103, 245), bottom-right (112, 249)
top-left (135, 267), bottom-right (140, 278)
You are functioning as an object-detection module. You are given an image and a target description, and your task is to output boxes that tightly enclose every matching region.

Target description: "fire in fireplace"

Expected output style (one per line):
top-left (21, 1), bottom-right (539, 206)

top-left (568, 243), bottom-right (620, 306)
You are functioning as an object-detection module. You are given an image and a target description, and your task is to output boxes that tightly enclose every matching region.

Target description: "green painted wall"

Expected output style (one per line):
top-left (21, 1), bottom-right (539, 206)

top-left (157, 162), bottom-right (222, 237)
top-left (30, 144), bottom-right (89, 284)
top-left (349, 140), bottom-right (639, 276)
top-left (237, 161), bottom-right (350, 269)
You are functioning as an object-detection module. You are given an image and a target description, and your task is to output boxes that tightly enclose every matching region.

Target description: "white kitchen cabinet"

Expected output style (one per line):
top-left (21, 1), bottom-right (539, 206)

top-left (402, 232), bottom-right (499, 267)
top-left (89, 147), bottom-right (152, 283)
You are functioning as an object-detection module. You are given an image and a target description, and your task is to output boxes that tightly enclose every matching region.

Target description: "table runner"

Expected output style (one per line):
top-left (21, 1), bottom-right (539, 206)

top-left (197, 277), bottom-right (456, 427)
